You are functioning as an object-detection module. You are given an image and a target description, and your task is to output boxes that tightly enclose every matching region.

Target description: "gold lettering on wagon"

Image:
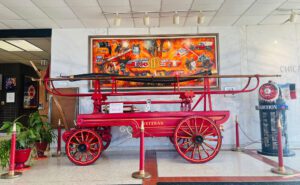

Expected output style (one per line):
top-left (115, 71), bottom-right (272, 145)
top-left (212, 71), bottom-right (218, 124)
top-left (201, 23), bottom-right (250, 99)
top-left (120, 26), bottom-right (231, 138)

top-left (144, 121), bottom-right (164, 126)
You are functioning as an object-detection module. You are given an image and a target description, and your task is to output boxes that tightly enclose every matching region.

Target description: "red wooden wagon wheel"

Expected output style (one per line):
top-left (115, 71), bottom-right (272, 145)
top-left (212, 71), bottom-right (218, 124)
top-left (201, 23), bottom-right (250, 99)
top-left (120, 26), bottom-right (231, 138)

top-left (174, 116), bottom-right (222, 163)
top-left (96, 126), bottom-right (112, 150)
top-left (66, 129), bottom-right (103, 166)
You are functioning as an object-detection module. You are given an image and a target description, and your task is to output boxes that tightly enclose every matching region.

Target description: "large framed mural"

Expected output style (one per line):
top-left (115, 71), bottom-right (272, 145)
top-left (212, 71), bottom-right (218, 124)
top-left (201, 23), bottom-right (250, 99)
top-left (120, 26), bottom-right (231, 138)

top-left (89, 34), bottom-right (219, 90)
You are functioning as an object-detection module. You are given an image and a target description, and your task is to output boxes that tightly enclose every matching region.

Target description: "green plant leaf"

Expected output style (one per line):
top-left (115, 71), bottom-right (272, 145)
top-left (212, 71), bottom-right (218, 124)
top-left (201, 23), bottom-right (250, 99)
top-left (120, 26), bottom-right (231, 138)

top-left (17, 139), bottom-right (26, 149)
top-left (29, 129), bottom-right (36, 139)
top-left (0, 139), bottom-right (11, 169)
top-left (0, 122), bottom-right (12, 131)
top-left (27, 111), bottom-right (55, 143)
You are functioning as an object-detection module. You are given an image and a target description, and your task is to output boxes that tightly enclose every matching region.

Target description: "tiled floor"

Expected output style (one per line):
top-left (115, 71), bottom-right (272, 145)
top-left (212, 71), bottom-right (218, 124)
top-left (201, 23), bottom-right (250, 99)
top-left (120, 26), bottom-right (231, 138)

top-left (156, 151), bottom-right (279, 177)
top-left (263, 149), bottom-right (300, 172)
top-left (0, 150), bottom-right (142, 185)
top-left (0, 149), bottom-right (300, 185)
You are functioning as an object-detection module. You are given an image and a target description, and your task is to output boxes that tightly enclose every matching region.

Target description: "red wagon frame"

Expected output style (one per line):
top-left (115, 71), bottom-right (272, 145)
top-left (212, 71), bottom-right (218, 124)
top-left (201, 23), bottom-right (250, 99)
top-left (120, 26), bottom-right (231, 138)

top-left (45, 72), bottom-right (279, 165)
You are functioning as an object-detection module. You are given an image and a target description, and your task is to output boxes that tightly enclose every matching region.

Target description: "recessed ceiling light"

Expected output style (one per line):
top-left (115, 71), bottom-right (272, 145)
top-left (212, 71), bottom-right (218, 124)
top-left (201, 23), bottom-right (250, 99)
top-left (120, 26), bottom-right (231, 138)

top-left (114, 13), bottom-right (121, 26)
top-left (6, 40), bottom-right (43, 51)
top-left (143, 12), bottom-right (150, 26)
top-left (290, 11), bottom-right (298, 23)
top-left (173, 12), bottom-right (180, 25)
top-left (0, 41), bottom-right (23, 51)
top-left (197, 11), bottom-right (205, 24)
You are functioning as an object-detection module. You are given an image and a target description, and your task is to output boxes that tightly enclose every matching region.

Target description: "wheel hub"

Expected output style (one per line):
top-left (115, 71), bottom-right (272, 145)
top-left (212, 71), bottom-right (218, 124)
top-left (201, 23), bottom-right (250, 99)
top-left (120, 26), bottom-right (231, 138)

top-left (78, 144), bottom-right (87, 152)
top-left (194, 135), bottom-right (204, 144)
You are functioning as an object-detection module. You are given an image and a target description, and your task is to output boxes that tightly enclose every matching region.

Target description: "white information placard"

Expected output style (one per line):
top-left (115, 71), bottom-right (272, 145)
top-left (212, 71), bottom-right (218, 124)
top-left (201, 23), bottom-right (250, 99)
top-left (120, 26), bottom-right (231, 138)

top-left (109, 103), bottom-right (123, 113)
top-left (6, 92), bottom-right (15, 103)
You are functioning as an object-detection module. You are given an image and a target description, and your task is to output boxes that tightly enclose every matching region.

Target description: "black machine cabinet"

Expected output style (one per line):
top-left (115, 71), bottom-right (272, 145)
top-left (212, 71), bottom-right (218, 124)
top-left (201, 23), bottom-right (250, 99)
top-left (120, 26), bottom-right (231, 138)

top-left (256, 81), bottom-right (295, 156)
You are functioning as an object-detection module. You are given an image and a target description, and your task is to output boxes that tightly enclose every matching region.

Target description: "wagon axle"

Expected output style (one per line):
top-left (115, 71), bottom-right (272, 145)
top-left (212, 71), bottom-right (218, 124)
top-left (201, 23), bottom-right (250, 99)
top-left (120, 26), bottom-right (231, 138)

top-left (78, 144), bottom-right (88, 153)
top-left (194, 135), bottom-right (204, 144)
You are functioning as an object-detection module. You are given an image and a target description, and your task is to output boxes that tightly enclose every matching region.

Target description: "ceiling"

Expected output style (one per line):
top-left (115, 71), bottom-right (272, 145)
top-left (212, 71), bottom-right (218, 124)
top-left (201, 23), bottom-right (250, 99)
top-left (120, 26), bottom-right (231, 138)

top-left (0, 0), bottom-right (298, 29)
top-left (0, 0), bottom-right (298, 69)
top-left (0, 38), bottom-right (51, 69)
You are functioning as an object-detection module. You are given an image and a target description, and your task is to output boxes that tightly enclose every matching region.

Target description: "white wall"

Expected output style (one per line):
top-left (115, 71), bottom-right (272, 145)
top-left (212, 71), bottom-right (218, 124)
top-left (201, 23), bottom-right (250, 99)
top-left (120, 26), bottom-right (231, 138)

top-left (51, 25), bottom-right (300, 150)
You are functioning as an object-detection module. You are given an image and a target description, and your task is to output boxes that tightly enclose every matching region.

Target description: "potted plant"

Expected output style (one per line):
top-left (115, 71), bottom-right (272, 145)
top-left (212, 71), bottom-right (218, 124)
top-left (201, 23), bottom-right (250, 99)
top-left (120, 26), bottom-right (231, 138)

top-left (0, 139), bottom-right (10, 169)
top-left (0, 116), bottom-right (37, 169)
top-left (28, 111), bottom-right (56, 158)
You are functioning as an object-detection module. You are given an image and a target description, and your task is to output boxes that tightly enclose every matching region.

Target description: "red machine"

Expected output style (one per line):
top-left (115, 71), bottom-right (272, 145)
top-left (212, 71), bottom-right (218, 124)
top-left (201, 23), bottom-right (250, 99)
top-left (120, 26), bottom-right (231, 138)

top-left (45, 72), bottom-right (279, 166)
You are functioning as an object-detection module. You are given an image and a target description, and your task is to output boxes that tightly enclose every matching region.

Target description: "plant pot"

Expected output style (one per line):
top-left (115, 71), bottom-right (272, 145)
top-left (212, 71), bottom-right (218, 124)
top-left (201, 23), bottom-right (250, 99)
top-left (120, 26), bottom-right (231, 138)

top-left (35, 142), bottom-right (48, 158)
top-left (15, 148), bottom-right (31, 170)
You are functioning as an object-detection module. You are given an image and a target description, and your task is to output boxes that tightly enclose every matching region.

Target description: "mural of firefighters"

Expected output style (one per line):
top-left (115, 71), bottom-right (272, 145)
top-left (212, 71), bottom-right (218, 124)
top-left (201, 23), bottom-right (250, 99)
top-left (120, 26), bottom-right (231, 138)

top-left (90, 35), bottom-right (219, 89)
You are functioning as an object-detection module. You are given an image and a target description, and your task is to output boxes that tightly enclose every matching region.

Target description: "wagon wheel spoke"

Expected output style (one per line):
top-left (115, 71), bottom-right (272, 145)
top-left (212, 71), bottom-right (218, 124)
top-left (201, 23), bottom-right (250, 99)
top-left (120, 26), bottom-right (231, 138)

top-left (88, 136), bottom-right (95, 143)
top-left (203, 141), bottom-right (216, 151)
top-left (200, 144), bottom-right (210, 157)
top-left (72, 151), bottom-right (79, 157)
top-left (88, 150), bottom-right (96, 158)
top-left (69, 141), bottom-right (79, 145)
top-left (191, 145), bottom-right (196, 159)
top-left (194, 117), bottom-right (198, 134)
top-left (90, 142), bottom-right (99, 145)
top-left (73, 135), bottom-right (81, 144)
top-left (69, 146), bottom-right (77, 152)
top-left (78, 153), bottom-right (84, 161)
top-left (85, 132), bottom-right (90, 142)
top-left (90, 143), bottom-right (99, 148)
top-left (176, 138), bottom-right (187, 149)
top-left (183, 144), bottom-right (194, 154)
top-left (177, 136), bottom-right (192, 139)
top-left (90, 146), bottom-right (99, 151)
top-left (84, 153), bottom-right (88, 160)
top-left (185, 121), bottom-right (194, 134)
top-left (205, 137), bottom-right (219, 142)
top-left (204, 132), bottom-right (213, 137)
top-left (70, 151), bottom-right (77, 156)
top-left (182, 139), bottom-right (189, 148)
top-left (197, 145), bottom-right (202, 160)
top-left (179, 141), bottom-right (190, 148)
top-left (198, 118), bottom-right (204, 134)
top-left (200, 125), bottom-right (210, 136)
top-left (81, 153), bottom-right (86, 161)
top-left (70, 148), bottom-right (78, 154)
top-left (85, 153), bottom-right (89, 161)
top-left (81, 131), bottom-right (85, 142)
top-left (179, 127), bottom-right (193, 136)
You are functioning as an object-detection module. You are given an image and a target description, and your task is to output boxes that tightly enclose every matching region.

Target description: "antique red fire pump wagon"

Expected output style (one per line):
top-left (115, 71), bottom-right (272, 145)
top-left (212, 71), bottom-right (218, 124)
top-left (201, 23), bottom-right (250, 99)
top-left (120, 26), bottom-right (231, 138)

top-left (45, 71), bottom-right (278, 166)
